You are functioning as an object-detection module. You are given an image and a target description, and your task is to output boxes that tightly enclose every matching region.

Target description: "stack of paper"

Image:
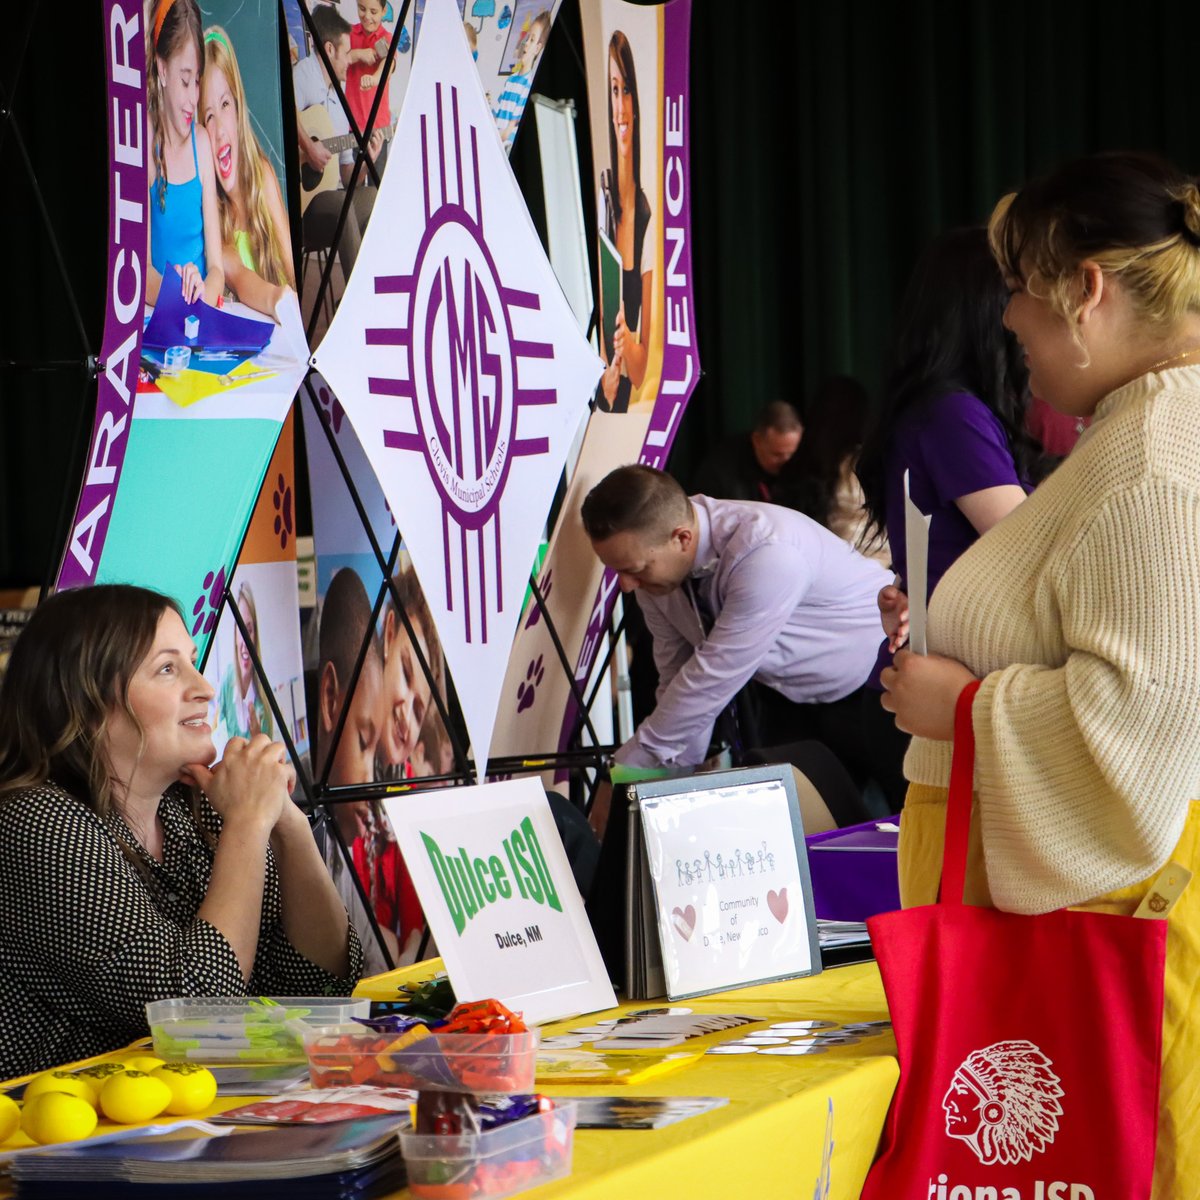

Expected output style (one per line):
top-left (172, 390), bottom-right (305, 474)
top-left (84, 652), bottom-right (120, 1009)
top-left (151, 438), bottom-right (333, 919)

top-left (11, 1117), bottom-right (404, 1199)
top-left (817, 919), bottom-right (871, 950)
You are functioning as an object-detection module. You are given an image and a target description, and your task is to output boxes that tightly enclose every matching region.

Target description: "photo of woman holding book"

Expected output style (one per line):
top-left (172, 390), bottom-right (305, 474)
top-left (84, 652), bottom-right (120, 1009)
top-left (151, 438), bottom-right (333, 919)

top-left (596, 28), bottom-right (657, 414)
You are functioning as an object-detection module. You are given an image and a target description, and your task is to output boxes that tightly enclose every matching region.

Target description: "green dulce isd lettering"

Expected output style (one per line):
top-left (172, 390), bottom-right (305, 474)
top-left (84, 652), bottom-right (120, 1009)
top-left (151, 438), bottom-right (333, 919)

top-left (422, 816), bottom-right (563, 935)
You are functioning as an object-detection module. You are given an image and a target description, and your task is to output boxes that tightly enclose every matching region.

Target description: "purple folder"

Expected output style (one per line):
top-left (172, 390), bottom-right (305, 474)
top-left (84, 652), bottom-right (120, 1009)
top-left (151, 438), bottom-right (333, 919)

top-left (143, 265), bottom-right (274, 354)
top-left (805, 817), bottom-right (901, 921)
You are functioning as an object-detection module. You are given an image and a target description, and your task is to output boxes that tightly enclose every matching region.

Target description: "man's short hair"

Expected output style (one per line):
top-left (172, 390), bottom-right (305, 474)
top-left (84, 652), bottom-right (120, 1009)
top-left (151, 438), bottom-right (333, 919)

top-left (754, 401), bottom-right (802, 435)
top-left (311, 3), bottom-right (351, 50)
top-left (580, 465), bottom-right (691, 543)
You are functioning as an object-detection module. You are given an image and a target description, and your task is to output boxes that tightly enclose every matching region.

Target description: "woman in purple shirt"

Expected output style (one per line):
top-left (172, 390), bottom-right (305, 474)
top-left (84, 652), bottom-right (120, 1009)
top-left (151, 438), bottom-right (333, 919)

top-left (855, 227), bottom-right (1041, 808)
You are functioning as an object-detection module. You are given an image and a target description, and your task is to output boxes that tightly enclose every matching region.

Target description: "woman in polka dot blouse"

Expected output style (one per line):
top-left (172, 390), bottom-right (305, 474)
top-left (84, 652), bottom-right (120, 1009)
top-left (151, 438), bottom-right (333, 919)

top-left (0, 585), bottom-right (363, 1078)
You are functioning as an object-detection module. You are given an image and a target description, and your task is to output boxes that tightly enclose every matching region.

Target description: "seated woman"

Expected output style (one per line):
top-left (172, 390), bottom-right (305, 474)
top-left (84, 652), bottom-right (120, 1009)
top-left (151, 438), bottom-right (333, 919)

top-left (0, 585), bottom-right (361, 1078)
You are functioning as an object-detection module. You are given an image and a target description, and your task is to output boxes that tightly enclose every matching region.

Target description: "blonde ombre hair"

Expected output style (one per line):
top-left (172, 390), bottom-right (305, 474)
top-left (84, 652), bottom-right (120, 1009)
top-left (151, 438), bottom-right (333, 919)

top-left (989, 152), bottom-right (1200, 350)
top-left (202, 26), bottom-right (292, 289)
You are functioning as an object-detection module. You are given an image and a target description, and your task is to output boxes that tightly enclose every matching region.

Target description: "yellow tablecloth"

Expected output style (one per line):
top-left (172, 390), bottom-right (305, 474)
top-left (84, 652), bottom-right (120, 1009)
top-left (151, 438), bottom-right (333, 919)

top-left (360, 960), bottom-right (898, 1199)
top-left (1, 962), bottom-right (898, 1200)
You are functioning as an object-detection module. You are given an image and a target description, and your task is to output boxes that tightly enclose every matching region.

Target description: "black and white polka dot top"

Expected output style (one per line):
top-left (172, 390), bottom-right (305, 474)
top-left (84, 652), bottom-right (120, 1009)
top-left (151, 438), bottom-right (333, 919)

top-left (0, 781), bottom-right (362, 1079)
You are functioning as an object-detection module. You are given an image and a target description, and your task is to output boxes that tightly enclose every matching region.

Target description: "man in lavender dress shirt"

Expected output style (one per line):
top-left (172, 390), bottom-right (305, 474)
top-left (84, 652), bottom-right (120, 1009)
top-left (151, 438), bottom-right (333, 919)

top-left (582, 466), bottom-right (890, 823)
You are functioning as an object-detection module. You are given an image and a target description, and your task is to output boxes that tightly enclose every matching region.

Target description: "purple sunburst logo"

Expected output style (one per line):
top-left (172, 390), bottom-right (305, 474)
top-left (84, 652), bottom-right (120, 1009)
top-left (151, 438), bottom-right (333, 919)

top-left (371, 82), bottom-right (554, 646)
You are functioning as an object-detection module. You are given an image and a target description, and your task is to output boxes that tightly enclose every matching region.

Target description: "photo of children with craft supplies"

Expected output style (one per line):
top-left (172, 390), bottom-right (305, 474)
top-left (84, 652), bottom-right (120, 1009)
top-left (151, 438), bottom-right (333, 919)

top-left (142, 0), bottom-right (308, 409)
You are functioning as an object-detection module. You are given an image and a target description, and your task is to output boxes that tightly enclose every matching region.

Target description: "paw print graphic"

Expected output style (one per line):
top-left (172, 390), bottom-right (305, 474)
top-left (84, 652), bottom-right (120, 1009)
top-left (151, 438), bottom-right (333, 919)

top-left (191, 565), bottom-right (226, 637)
top-left (273, 472), bottom-right (294, 549)
top-left (516, 654), bottom-right (545, 713)
top-left (316, 382), bottom-right (345, 436)
top-left (523, 569), bottom-right (553, 629)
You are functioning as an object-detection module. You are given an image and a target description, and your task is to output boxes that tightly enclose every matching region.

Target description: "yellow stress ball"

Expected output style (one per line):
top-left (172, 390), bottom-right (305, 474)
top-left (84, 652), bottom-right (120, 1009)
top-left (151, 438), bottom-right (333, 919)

top-left (23, 1071), bottom-right (99, 1110)
top-left (98, 1070), bottom-right (172, 1125)
top-left (20, 1092), bottom-right (98, 1144)
top-left (74, 1062), bottom-right (128, 1082)
top-left (151, 1064), bottom-right (217, 1115)
top-left (0, 1093), bottom-right (20, 1143)
top-left (119, 1054), bottom-right (166, 1074)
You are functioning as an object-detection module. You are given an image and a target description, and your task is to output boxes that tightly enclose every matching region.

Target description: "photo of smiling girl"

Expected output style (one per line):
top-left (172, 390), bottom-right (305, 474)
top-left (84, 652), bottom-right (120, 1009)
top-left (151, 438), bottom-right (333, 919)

top-left (200, 26), bottom-right (297, 320)
top-left (147, 0), bottom-right (224, 306)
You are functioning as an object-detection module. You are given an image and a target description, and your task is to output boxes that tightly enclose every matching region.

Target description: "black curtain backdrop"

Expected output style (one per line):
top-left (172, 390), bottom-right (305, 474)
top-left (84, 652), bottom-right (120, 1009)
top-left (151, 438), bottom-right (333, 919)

top-left (4, 0), bottom-right (1200, 587)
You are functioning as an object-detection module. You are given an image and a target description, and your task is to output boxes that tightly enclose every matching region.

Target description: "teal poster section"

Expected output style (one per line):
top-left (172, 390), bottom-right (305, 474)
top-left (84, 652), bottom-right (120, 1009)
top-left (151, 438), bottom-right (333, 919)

top-left (96, 418), bottom-right (283, 642)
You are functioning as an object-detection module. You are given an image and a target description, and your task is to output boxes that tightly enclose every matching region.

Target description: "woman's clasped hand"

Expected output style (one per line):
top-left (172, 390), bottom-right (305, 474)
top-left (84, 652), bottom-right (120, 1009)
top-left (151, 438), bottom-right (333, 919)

top-left (181, 733), bottom-right (294, 836)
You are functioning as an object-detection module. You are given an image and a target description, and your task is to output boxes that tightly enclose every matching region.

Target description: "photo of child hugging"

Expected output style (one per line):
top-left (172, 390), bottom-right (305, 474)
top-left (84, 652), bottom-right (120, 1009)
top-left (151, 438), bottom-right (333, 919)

top-left (200, 26), bottom-right (297, 320)
top-left (147, 0), bottom-right (224, 306)
top-left (314, 565), bottom-right (391, 974)
top-left (316, 566), bottom-right (382, 795)
top-left (355, 801), bottom-right (427, 965)
top-left (377, 564), bottom-right (444, 782)
top-left (347, 0), bottom-right (397, 156)
top-left (492, 9), bottom-right (551, 154)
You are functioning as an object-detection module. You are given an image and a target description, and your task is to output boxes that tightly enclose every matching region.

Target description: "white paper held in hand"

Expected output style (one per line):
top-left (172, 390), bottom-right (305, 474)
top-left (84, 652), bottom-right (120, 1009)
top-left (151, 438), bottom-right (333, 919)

top-left (903, 469), bottom-right (932, 655)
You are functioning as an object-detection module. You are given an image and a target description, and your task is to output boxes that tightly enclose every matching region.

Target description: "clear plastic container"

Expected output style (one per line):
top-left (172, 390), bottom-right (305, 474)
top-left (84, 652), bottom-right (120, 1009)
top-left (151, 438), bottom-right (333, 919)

top-left (299, 1022), bottom-right (539, 1092)
top-left (145, 996), bottom-right (370, 1062)
top-left (401, 1103), bottom-right (577, 1199)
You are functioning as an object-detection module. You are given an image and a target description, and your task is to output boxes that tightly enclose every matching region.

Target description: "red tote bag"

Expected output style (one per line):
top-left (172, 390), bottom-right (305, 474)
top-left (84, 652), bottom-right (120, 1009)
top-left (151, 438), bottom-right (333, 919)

top-left (861, 681), bottom-right (1167, 1200)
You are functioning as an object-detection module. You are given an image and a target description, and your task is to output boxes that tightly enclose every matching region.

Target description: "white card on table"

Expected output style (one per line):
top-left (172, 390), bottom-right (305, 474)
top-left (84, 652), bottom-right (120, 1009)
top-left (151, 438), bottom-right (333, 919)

top-left (385, 779), bottom-right (615, 1024)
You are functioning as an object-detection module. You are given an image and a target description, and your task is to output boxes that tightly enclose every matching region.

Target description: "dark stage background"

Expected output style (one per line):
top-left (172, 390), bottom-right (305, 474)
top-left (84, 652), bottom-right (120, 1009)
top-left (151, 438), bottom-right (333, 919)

top-left (3, 0), bottom-right (1198, 587)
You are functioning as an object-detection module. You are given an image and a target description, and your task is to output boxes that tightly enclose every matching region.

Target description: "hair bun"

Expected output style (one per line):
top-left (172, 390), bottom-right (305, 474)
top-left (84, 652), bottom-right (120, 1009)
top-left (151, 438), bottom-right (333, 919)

top-left (1176, 181), bottom-right (1200, 247)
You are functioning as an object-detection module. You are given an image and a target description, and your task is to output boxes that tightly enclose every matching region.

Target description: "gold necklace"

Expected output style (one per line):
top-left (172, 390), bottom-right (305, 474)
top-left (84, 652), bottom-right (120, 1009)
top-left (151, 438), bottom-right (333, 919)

top-left (1147, 345), bottom-right (1200, 373)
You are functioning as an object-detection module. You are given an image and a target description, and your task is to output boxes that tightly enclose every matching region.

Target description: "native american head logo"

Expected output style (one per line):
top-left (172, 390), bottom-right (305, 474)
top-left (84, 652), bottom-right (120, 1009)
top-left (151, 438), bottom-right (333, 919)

top-left (943, 1040), bottom-right (1064, 1165)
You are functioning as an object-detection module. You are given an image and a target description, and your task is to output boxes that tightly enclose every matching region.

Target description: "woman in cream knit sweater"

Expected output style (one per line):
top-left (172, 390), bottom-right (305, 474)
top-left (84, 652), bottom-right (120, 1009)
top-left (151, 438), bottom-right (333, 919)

top-left (882, 152), bottom-right (1200, 1198)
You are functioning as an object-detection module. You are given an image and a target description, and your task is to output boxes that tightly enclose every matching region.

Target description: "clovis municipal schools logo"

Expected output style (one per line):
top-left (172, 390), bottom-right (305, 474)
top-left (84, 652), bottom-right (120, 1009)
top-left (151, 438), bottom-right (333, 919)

top-left (369, 82), bottom-right (554, 645)
top-left (943, 1040), bottom-right (1064, 1166)
top-left (312, 0), bottom-right (598, 778)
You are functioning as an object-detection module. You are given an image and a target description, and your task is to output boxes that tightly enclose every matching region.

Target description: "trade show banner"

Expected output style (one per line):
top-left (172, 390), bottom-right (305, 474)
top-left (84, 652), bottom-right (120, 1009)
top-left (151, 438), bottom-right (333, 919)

top-left (491, 0), bottom-right (698, 767)
top-left (204, 408), bottom-right (310, 765)
top-left (313, 0), bottom-right (600, 781)
top-left (300, 374), bottom-right (454, 789)
top-left (60, 0), bottom-right (307, 658)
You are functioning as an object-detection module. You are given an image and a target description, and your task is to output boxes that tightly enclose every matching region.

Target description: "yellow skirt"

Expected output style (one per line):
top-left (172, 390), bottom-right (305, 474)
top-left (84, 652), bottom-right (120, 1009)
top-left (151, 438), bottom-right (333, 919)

top-left (900, 784), bottom-right (1200, 1200)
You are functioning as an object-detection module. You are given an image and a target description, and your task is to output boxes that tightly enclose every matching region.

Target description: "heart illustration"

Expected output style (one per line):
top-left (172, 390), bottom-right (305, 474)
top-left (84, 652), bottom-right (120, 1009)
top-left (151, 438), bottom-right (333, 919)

top-left (767, 888), bottom-right (789, 924)
top-left (671, 905), bottom-right (697, 942)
